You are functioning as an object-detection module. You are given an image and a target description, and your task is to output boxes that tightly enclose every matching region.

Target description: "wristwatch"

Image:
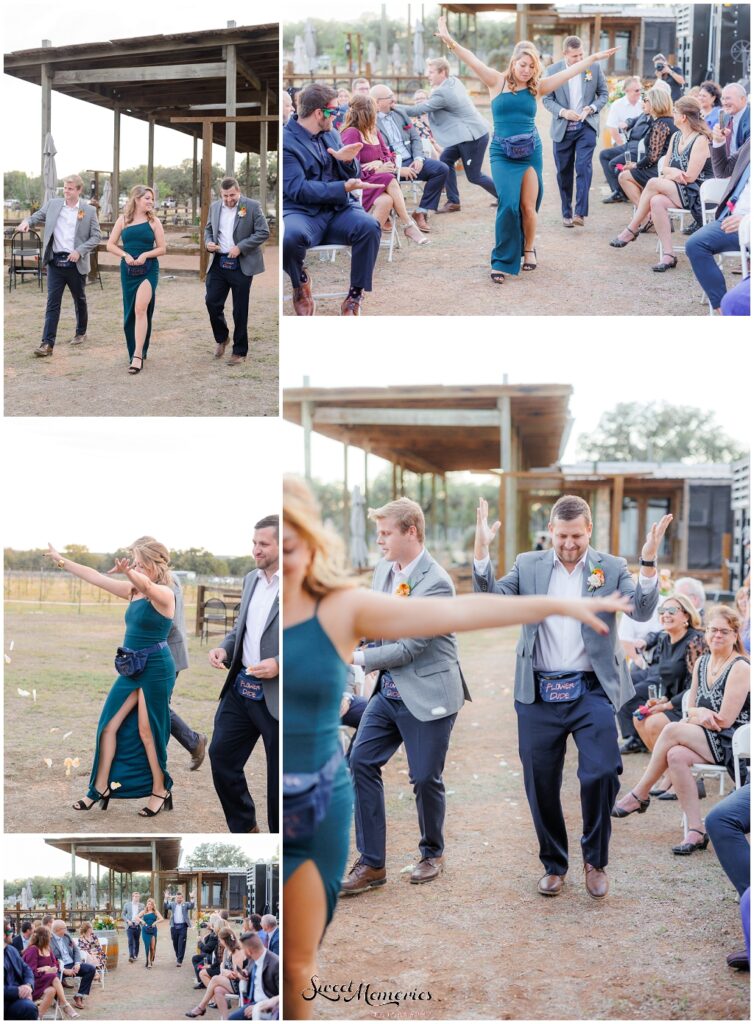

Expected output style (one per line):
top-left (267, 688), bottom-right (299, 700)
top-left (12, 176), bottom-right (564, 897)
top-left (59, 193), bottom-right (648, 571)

top-left (639, 558), bottom-right (657, 567)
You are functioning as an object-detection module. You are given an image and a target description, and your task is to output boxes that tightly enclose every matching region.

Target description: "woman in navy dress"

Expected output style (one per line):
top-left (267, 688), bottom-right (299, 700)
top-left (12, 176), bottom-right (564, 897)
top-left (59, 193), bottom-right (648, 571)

top-left (282, 476), bottom-right (632, 1019)
top-left (434, 16), bottom-right (616, 280)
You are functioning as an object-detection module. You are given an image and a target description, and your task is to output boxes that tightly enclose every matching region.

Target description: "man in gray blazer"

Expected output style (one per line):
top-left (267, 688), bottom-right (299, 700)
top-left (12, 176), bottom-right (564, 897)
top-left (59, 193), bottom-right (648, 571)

top-left (19, 174), bottom-right (101, 357)
top-left (121, 891), bottom-right (145, 962)
top-left (542, 36), bottom-right (609, 226)
top-left (396, 56), bottom-right (497, 213)
top-left (165, 890), bottom-right (195, 966)
top-left (473, 494), bottom-right (669, 900)
top-left (208, 515), bottom-right (279, 833)
top-left (204, 176), bottom-right (269, 365)
top-left (341, 498), bottom-right (470, 895)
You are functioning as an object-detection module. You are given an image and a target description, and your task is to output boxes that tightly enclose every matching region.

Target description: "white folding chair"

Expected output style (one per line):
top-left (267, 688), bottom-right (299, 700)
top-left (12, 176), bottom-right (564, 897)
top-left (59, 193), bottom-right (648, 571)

top-left (738, 213), bottom-right (750, 278)
top-left (52, 964), bottom-right (66, 1020)
top-left (656, 156), bottom-right (695, 258)
top-left (679, 695), bottom-right (748, 834)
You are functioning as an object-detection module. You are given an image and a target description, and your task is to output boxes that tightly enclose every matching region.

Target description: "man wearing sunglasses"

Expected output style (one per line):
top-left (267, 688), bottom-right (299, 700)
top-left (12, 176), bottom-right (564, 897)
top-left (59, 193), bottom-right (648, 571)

top-left (4, 920), bottom-right (38, 1020)
top-left (283, 82), bottom-right (383, 316)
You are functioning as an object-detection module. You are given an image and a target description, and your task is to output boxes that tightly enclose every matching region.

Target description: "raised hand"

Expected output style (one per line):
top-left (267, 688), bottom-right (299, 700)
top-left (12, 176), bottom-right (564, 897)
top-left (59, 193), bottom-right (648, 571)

top-left (46, 542), bottom-right (63, 565)
top-left (587, 47), bottom-right (619, 64)
top-left (474, 497), bottom-right (501, 559)
top-left (108, 557), bottom-right (132, 576)
top-left (327, 142), bottom-right (363, 162)
top-left (641, 514), bottom-right (673, 562)
top-left (436, 15), bottom-right (453, 46)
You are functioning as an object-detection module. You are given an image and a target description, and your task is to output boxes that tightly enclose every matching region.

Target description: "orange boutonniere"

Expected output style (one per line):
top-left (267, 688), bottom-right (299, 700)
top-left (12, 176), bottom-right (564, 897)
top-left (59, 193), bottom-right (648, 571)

top-left (395, 582), bottom-right (411, 597)
top-left (77, 209), bottom-right (85, 220)
top-left (237, 205), bottom-right (247, 218)
top-left (587, 566), bottom-right (605, 591)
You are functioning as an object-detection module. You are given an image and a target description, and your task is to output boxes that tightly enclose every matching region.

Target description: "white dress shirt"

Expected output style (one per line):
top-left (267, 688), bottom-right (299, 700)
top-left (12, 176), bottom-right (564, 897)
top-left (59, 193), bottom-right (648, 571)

top-left (242, 570), bottom-right (280, 668)
top-left (606, 95), bottom-right (644, 130)
top-left (252, 949), bottom-right (268, 1003)
top-left (217, 203), bottom-right (238, 253)
top-left (567, 72), bottom-right (584, 114)
top-left (52, 203), bottom-right (79, 253)
top-left (129, 900), bottom-right (140, 924)
top-left (353, 549), bottom-right (425, 665)
top-left (172, 902), bottom-right (186, 925)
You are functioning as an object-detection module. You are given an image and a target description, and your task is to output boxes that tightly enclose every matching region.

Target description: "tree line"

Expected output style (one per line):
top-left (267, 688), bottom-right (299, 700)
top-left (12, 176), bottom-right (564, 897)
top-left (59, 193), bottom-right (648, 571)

top-left (4, 545), bottom-right (253, 577)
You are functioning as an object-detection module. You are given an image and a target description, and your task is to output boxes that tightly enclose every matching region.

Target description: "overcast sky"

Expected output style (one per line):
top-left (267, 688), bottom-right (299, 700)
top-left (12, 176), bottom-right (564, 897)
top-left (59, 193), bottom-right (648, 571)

top-left (281, 324), bottom-right (751, 484)
top-left (3, 834), bottom-right (279, 879)
top-left (2, 5), bottom-right (273, 176)
top-left (4, 419), bottom-right (279, 552)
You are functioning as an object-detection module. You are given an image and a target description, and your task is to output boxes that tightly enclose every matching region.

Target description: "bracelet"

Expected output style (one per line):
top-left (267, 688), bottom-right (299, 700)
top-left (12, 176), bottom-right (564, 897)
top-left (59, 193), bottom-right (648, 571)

top-left (447, 40), bottom-right (456, 51)
top-left (57, 559), bottom-right (65, 569)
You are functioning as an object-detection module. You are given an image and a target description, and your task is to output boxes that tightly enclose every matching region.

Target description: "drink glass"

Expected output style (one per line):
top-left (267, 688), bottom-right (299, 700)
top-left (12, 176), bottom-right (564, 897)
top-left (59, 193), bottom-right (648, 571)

top-left (648, 684), bottom-right (658, 702)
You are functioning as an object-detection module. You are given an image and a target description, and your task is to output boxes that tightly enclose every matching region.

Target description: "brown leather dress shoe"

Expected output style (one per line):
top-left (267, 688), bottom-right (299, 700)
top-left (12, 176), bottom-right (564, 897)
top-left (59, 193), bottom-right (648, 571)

top-left (584, 863), bottom-right (609, 899)
top-left (189, 733), bottom-right (207, 771)
top-left (292, 276), bottom-right (315, 316)
top-left (69, 334), bottom-right (86, 345)
top-left (727, 948), bottom-right (750, 971)
top-left (563, 217), bottom-right (574, 228)
top-left (437, 201), bottom-right (461, 213)
top-left (537, 873), bottom-right (565, 896)
top-left (340, 294), bottom-right (363, 316)
top-left (34, 343), bottom-right (53, 357)
top-left (248, 825), bottom-right (260, 833)
top-left (410, 857), bottom-right (443, 884)
top-left (339, 859), bottom-right (386, 895)
top-left (214, 339), bottom-right (228, 359)
top-left (411, 211), bottom-right (430, 233)
top-left (573, 214), bottom-right (585, 226)
top-left (227, 354), bottom-right (246, 366)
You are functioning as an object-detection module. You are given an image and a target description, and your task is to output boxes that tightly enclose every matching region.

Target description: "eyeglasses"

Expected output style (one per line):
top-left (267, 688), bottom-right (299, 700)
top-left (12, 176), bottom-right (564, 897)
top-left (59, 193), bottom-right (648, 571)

top-left (322, 108), bottom-right (338, 118)
top-left (706, 626), bottom-right (735, 637)
top-left (659, 606), bottom-right (682, 616)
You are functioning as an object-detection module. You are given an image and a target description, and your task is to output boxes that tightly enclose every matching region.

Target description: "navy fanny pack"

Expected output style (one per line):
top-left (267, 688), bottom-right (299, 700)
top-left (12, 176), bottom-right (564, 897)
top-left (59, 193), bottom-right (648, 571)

top-left (52, 251), bottom-right (72, 267)
top-left (125, 257), bottom-right (155, 278)
top-left (283, 748), bottom-right (343, 841)
top-left (494, 131), bottom-right (537, 159)
top-left (219, 254), bottom-right (239, 270)
top-left (115, 640), bottom-right (168, 677)
top-left (537, 671), bottom-right (586, 703)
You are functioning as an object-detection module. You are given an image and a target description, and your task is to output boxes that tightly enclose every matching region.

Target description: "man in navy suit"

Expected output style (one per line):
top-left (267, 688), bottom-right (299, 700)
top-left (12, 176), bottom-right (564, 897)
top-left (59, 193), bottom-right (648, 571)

top-left (542, 37), bottom-right (609, 227)
top-left (227, 932), bottom-right (279, 1020)
top-left (721, 84), bottom-right (750, 156)
top-left (4, 922), bottom-right (38, 1020)
top-left (283, 82), bottom-right (382, 316)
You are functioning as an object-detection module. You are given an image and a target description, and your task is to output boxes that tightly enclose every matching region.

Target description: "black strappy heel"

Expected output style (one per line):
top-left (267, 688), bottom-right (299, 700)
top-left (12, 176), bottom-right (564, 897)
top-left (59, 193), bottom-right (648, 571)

top-left (672, 828), bottom-right (709, 855)
top-left (522, 248), bottom-right (537, 271)
top-left (611, 789), bottom-right (650, 818)
top-left (73, 785), bottom-right (111, 811)
top-left (128, 355), bottom-right (143, 375)
top-left (490, 271), bottom-right (506, 284)
top-left (609, 226), bottom-right (639, 248)
top-left (139, 791), bottom-right (173, 817)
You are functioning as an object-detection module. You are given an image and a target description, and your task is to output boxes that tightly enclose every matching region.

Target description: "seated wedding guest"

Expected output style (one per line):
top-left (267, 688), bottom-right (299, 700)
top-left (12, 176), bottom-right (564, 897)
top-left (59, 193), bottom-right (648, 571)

top-left (283, 82), bottom-right (382, 316)
top-left (40, 917), bottom-right (53, 930)
top-left (333, 88), bottom-right (351, 131)
top-left (602, 89), bottom-right (651, 203)
top-left (698, 80), bottom-right (723, 130)
top-left (185, 927), bottom-right (245, 1018)
top-left (351, 78), bottom-right (371, 96)
top-left (260, 917), bottom-right (278, 956)
top-left (613, 605), bottom-right (750, 855)
top-left (736, 583), bottom-right (751, 654)
top-left (611, 97), bottom-right (711, 268)
top-left (242, 914), bottom-right (267, 947)
top-left (686, 131), bottom-right (749, 312)
top-left (287, 87), bottom-right (301, 114)
top-left (50, 921), bottom-right (95, 1012)
top-left (282, 91), bottom-right (293, 124)
top-left (5, 921), bottom-right (38, 1021)
top-left (370, 84), bottom-right (450, 234)
top-left (192, 914), bottom-right (222, 989)
top-left (674, 576), bottom-right (707, 620)
top-left (720, 275), bottom-right (751, 316)
top-left (721, 84), bottom-right (750, 154)
top-left (340, 95), bottom-right (428, 245)
top-left (227, 932), bottom-right (279, 1021)
top-left (76, 923), bottom-right (107, 975)
top-left (12, 922), bottom-right (33, 953)
top-left (615, 87), bottom-right (675, 207)
top-left (411, 90), bottom-right (443, 158)
top-left (707, 782), bottom-right (751, 970)
top-left (21, 926), bottom-right (76, 1019)
top-left (605, 77), bottom-right (644, 144)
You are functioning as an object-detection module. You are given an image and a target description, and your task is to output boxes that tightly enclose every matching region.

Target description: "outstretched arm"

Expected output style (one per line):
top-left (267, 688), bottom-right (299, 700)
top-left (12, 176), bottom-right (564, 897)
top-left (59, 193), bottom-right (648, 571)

top-left (109, 558), bottom-right (175, 619)
top-left (435, 15), bottom-right (502, 91)
top-left (538, 48), bottom-right (617, 96)
top-left (45, 543), bottom-right (132, 599)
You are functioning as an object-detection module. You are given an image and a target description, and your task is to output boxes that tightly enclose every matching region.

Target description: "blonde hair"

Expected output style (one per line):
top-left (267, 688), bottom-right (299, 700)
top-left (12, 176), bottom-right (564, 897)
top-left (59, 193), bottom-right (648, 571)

top-left (706, 603), bottom-right (747, 656)
top-left (124, 185), bottom-right (156, 226)
top-left (283, 476), bottom-right (358, 598)
top-left (79, 921), bottom-right (93, 936)
top-left (506, 41), bottom-right (543, 97)
top-left (144, 898), bottom-right (156, 912)
top-left (208, 913), bottom-right (225, 931)
top-left (647, 86), bottom-right (673, 118)
top-left (63, 174), bottom-right (84, 190)
top-left (368, 497), bottom-right (425, 544)
top-left (128, 536), bottom-right (174, 588)
top-left (660, 593), bottom-right (701, 630)
top-left (427, 57), bottom-right (450, 75)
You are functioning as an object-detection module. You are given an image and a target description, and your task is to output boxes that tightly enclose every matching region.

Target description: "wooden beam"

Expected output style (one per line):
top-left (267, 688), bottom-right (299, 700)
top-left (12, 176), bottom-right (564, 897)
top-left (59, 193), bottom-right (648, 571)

top-left (192, 132), bottom-right (198, 222)
top-left (40, 62), bottom-right (51, 203)
top-left (610, 475), bottom-right (625, 556)
top-left (51, 62), bottom-right (230, 86)
top-left (200, 119), bottom-right (213, 281)
top-left (112, 105), bottom-right (121, 218)
top-left (225, 45), bottom-right (237, 176)
top-left (259, 86), bottom-right (269, 209)
top-left (171, 115), bottom-right (275, 124)
top-left (313, 408), bottom-right (501, 427)
top-left (237, 56), bottom-right (262, 90)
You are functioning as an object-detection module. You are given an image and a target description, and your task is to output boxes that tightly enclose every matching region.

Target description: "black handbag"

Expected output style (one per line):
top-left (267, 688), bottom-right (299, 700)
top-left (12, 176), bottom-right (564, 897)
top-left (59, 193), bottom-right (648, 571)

top-left (283, 748), bottom-right (343, 840)
top-left (125, 258), bottom-right (155, 278)
top-left (114, 640), bottom-right (168, 677)
top-left (494, 131), bottom-right (537, 160)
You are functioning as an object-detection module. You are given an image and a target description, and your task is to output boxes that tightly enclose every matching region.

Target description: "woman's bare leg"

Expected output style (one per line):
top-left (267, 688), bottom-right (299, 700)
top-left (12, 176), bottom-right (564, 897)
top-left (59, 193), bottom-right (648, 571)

top-left (618, 170), bottom-right (643, 206)
top-left (132, 279), bottom-right (153, 361)
top-left (650, 191), bottom-right (679, 261)
top-left (520, 166), bottom-right (539, 263)
top-left (137, 688), bottom-right (167, 814)
top-left (385, 178), bottom-right (412, 225)
top-left (616, 722), bottom-right (715, 809)
top-left (93, 689), bottom-right (140, 794)
top-left (38, 986), bottom-right (56, 1016)
top-left (368, 193), bottom-right (393, 227)
top-left (668, 743), bottom-right (713, 841)
top-left (284, 860), bottom-right (328, 1021)
top-left (198, 967), bottom-right (210, 987)
top-left (636, 712), bottom-right (673, 789)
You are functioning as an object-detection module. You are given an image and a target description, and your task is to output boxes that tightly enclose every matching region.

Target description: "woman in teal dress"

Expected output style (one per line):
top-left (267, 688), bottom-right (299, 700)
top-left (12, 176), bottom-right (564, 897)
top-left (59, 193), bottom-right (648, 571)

top-left (45, 538), bottom-right (176, 818)
top-left (434, 17), bottom-right (616, 280)
top-left (135, 898), bottom-right (164, 968)
top-left (282, 477), bottom-right (632, 1019)
top-left (106, 186), bottom-right (166, 374)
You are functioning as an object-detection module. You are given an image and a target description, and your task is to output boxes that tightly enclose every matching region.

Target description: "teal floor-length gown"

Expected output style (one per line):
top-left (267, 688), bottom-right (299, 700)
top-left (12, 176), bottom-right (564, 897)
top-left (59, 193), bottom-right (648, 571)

top-left (141, 911), bottom-right (158, 962)
top-left (283, 613), bottom-right (353, 928)
top-left (489, 88), bottom-right (544, 275)
top-left (120, 221), bottom-right (159, 360)
top-left (86, 598), bottom-right (175, 800)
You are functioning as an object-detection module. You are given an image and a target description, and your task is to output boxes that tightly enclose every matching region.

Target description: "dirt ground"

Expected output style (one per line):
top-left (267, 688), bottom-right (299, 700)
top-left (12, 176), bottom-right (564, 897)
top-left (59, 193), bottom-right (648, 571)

top-left (309, 628), bottom-right (749, 1020)
top-left (282, 105), bottom-right (736, 318)
top-left (4, 247), bottom-right (279, 417)
top-left (4, 600), bottom-right (271, 833)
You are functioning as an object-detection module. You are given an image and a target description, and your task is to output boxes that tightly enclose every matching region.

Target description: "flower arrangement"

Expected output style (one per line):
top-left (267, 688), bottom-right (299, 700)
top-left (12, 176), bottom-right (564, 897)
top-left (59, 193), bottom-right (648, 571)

top-left (395, 582), bottom-right (411, 597)
top-left (587, 567), bottom-right (605, 591)
top-left (93, 915), bottom-right (116, 931)
top-left (608, 78), bottom-right (628, 104)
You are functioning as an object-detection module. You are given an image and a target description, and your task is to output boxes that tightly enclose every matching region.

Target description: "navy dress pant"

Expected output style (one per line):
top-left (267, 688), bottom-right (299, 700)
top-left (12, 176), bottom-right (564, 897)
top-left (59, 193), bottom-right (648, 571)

top-left (350, 691), bottom-right (457, 867)
top-left (42, 262), bottom-right (88, 344)
top-left (409, 157), bottom-right (450, 212)
top-left (599, 142), bottom-right (638, 193)
top-left (283, 207), bottom-right (381, 290)
top-left (515, 679), bottom-right (622, 875)
top-left (553, 123), bottom-right (598, 218)
top-left (5, 998), bottom-right (38, 1019)
top-left (706, 783), bottom-right (751, 897)
top-left (204, 261), bottom-right (252, 356)
top-left (170, 672), bottom-right (200, 752)
top-left (441, 135), bottom-right (498, 205)
top-left (171, 923), bottom-right (188, 963)
top-left (209, 680), bottom-right (279, 833)
top-left (126, 922), bottom-right (141, 958)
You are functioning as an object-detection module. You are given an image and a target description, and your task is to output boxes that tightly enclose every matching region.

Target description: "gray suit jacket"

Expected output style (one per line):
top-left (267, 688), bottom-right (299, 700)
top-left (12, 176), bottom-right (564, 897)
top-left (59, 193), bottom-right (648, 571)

top-left (542, 61), bottom-right (609, 142)
top-left (204, 196), bottom-right (269, 276)
top-left (167, 578), bottom-right (189, 674)
top-left (51, 932), bottom-right (81, 967)
top-left (219, 571), bottom-right (279, 719)
top-left (122, 901), bottom-right (145, 925)
top-left (363, 549), bottom-right (470, 722)
top-left (472, 547), bottom-right (659, 710)
top-left (166, 900), bottom-right (194, 925)
top-left (378, 108), bottom-right (424, 163)
top-left (398, 77), bottom-right (491, 149)
top-left (26, 198), bottom-right (101, 274)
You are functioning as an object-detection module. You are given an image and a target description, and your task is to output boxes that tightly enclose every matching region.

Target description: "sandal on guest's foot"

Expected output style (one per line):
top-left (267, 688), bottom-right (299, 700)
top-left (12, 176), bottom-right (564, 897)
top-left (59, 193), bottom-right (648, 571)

top-left (403, 223), bottom-right (428, 245)
top-left (490, 271), bottom-right (506, 284)
top-left (184, 1007), bottom-right (206, 1018)
top-left (672, 828), bottom-right (709, 855)
top-left (609, 226), bottom-right (639, 248)
top-left (611, 789), bottom-right (650, 817)
top-left (651, 255), bottom-right (678, 273)
top-left (128, 355), bottom-right (143, 374)
top-left (522, 248), bottom-right (537, 271)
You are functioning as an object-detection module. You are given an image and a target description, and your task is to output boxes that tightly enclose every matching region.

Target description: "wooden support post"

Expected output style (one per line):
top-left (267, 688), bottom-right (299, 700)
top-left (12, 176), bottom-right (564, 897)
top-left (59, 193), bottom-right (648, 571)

top-left (302, 401), bottom-right (313, 481)
top-left (593, 14), bottom-right (603, 53)
top-left (40, 61), bottom-right (52, 203)
top-left (259, 86), bottom-right (269, 209)
top-left (112, 106), bottom-right (121, 223)
top-left (71, 845), bottom-right (76, 910)
top-left (343, 443), bottom-right (350, 549)
top-left (431, 473), bottom-right (437, 547)
top-left (147, 116), bottom-right (155, 188)
top-left (200, 119), bottom-right (213, 280)
top-left (610, 476), bottom-right (624, 557)
top-left (498, 473), bottom-right (506, 572)
top-left (392, 462), bottom-right (397, 499)
top-left (225, 44), bottom-right (237, 176)
top-left (722, 533), bottom-right (732, 590)
top-left (443, 474), bottom-right (449, 546)
top-left (498, 396), bottom-right (514, 571)
top-left (364, 450), bottom-right (369, 508)
top-left (192, 132), bottom-right (199, 223)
